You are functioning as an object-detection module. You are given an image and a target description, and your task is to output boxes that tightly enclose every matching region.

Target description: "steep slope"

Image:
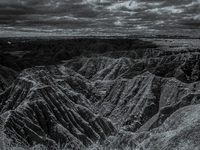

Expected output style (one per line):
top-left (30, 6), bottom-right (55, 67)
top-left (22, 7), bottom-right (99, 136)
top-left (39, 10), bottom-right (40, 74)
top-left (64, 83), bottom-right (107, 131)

top-left (65, 51), bottom-right (200, 82)
top-left (107, 104), bottom-right (200, 150)
top-left (0, 65), bottom-right (19, 93)
top-left (62, 55), bottom-right (200, 149)
top-left (0, 52), bottom-right (21, 71)
top-left (64, 57), bottom-right (135, 80)
top-left (0, 65), bottom-right (115, 149)
top-left (64, 57), bottom-right (115, 79)
top-left (96, 71), bottom-right (200, 130)
top-left (1, 38), bottom-right (200, 149)
top-left (62, 54), bottom-right (200, 131)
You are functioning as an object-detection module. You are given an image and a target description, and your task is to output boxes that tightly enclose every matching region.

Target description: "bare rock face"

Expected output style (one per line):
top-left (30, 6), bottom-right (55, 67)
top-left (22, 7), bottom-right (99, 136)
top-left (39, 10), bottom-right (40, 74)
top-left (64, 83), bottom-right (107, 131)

top-left (62, 55), bottom-right (200, 149)
top-left (0, 65), bottom-right (115, 149)
top-left (64, 57), bottom-right (116, 79)
top-left (107, 104), bottom-right (200, 150)
top-left (62, 55), bottom-right (200, 128)
top-left (0, 52), bottom-right (21, 71)
top-left (0, 65), bottom-right (19, 93)
top-left (95, 71), bottom-right (200, 131)
top-left (1, 38), bottom-right (200, 149)
top-left (64, 52), bottom-right (200, 83)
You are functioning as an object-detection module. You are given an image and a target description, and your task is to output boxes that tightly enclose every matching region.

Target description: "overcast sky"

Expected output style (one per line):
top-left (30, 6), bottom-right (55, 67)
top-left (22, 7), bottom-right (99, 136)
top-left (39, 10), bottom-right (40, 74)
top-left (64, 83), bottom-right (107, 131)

top-left (0, 0), bottom-right (199, 37)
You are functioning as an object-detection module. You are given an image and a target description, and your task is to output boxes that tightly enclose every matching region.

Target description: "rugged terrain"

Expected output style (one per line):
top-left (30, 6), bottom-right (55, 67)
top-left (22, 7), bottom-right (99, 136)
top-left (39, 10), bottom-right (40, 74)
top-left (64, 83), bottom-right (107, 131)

top-left (0, 37), bottom-right (200, 149)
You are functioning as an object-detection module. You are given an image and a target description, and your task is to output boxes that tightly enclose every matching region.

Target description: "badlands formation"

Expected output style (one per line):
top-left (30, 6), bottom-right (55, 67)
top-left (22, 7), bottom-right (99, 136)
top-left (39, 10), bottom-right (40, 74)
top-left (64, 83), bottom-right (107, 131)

top-left (0, 38), bottom-right (200, 149)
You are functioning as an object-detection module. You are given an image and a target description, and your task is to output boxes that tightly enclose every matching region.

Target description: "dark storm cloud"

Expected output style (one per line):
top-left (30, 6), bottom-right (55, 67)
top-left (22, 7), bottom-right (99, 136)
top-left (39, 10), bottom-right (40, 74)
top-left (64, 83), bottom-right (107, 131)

top-left (134, 0), bottom-right (192, 6)
top-left (0, 0), bottom-right (199, 36)
top-left (0, 0), bottom-right (98, 29)
top-left (182, 22), bottom-right (200, 28)
top-left (179, 18), bottom-right (200, 29)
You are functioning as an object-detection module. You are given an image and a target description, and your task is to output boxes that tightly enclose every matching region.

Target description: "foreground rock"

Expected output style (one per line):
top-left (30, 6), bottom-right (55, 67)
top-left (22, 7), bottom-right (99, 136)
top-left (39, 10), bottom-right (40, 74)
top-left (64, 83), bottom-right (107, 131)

top-left (106, 104), bottom-right (200, 150)
top-left (0, 65), bottom-right (115, 149)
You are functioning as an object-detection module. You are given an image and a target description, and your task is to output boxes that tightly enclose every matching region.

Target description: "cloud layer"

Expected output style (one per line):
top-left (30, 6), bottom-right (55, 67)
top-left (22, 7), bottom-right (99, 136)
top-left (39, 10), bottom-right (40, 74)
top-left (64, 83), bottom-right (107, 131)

top-left (0, 0), bottom-right (199, 36)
